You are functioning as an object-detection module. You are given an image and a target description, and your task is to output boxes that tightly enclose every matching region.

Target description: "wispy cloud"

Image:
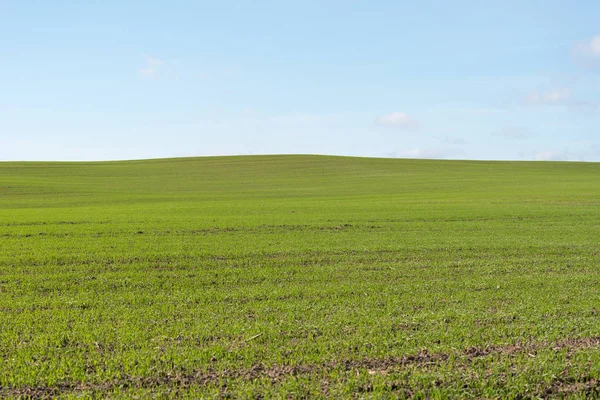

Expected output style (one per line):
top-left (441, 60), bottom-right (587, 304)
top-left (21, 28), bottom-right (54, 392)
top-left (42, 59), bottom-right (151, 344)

top-left (442, 136), bottom-right (467, 145)
top-left (524, 86), bottom-right (598, 114)
top-left (377, 112), bottom-right (419, 131)
top-left (138, 56), bottom-right (165, 79)
top-left (569, 100), bottom-right (600, 114)
top-left (573, 34), bottom-right (600, 67)
top-left (494, 127), bottom-right (530, 140)
top-left (526, 88), bottom-right (570, 105)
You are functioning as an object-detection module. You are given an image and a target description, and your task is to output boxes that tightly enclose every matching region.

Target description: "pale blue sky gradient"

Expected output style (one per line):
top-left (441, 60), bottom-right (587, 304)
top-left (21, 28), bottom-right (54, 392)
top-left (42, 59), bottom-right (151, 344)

top-left (1, 1), bottom-right (600, 161)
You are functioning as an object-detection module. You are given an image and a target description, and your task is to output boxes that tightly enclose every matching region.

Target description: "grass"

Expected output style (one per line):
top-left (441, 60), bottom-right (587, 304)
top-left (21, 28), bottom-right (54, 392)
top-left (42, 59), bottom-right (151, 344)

top-left (0, 154), bottom-right (599, 398)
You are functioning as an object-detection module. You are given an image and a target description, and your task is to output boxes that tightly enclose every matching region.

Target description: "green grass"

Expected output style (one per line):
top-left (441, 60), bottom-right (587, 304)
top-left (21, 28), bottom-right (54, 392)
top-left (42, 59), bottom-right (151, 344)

top-left (1, 154), bottom-right (599, 398)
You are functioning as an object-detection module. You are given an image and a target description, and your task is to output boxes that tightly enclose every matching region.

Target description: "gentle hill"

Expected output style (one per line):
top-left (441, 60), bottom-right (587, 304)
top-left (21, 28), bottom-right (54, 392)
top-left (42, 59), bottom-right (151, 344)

top-left (1, 155), bottom-right (599, 398)
top-left (1, 154), bottom-right (598, 207)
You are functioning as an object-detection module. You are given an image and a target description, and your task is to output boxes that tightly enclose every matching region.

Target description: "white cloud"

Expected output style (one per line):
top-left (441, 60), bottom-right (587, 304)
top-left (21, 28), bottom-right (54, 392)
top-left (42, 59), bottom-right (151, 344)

top-left (138, 56), bottom-right (165, 79)
top-left (574, 35), bottom-right (600, 57)
top-left (524, 86), bottom-right (599, 114)
top-left (377, 112), bottom-right (419, 131)
top-left (590, 36), bottom-right (600, 55)
top-left (573, 35), bottom-right (600, 68)
top-left (527, 88), bottom-right (570, 105)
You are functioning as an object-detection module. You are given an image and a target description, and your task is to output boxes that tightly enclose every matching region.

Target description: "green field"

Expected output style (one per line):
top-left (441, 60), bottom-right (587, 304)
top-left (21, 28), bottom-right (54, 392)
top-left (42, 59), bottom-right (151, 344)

top-left (1, 155), bottom-right (599, 398)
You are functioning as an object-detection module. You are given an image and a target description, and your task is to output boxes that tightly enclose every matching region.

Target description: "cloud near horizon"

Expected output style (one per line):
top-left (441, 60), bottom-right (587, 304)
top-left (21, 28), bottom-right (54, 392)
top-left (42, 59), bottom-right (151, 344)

top-left (533, 144), bottom-right (600, 162)
top-left (391, 147), bottom-right (466, 160)
top-left (377, 112), bottom-right (420, 131)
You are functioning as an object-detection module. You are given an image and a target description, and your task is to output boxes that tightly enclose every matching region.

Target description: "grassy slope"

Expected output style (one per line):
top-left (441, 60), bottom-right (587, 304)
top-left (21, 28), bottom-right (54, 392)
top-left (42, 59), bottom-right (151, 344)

top-left (0, 155), bottom-right (599, 398)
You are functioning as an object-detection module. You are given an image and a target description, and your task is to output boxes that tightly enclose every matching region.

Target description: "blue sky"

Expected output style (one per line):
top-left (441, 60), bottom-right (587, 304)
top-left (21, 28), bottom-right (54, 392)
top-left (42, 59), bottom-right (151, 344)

top-left (1, 1), bottom-right (599, 161)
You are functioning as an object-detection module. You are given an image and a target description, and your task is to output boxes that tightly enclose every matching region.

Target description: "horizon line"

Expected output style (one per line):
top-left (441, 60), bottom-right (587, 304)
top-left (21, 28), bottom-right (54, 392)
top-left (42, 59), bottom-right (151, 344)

top-left (0, 153), bottom-right (597, 164)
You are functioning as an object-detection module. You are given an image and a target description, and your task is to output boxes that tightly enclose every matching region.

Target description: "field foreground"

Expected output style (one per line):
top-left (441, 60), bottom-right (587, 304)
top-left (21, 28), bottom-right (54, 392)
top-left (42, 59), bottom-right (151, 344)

top-left (1, 155), bottom-right (599, 398)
